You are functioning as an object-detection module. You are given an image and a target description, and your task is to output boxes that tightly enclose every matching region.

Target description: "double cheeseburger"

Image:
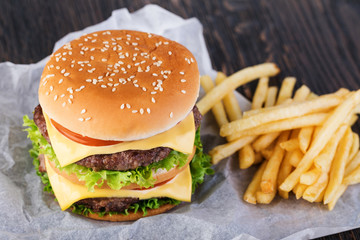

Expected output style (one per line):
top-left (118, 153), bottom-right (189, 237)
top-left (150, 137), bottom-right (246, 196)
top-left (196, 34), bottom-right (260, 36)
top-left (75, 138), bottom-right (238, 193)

top-left (24, 30), bottom-right (213, 221)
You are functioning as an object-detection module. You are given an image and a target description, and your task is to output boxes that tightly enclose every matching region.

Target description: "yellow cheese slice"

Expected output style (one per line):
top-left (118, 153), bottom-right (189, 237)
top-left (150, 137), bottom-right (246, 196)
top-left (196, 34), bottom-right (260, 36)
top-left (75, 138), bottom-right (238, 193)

top-left (45, 112), bottom-right (195, 167)
top-left (45, 157), bottom-right (192, 211)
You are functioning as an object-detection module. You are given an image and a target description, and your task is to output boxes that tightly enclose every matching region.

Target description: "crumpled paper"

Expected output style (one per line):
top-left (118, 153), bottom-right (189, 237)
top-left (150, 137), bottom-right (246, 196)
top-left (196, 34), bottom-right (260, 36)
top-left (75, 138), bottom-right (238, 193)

top-left (0, 4), bottom-right (359, 240)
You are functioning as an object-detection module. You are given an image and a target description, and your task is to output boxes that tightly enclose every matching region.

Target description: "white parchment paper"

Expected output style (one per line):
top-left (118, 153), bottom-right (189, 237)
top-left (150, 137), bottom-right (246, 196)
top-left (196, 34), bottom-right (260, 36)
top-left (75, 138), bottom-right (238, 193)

top-left (0, 5), bottom-right (359, 240)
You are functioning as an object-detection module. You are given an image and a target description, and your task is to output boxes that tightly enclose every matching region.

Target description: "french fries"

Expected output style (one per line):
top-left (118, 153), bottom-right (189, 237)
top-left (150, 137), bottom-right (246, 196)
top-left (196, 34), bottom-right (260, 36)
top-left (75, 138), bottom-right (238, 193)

top-left (196, 63), bottom-right (280, 115)
top-left (199, 63), bottom-right (360, 210)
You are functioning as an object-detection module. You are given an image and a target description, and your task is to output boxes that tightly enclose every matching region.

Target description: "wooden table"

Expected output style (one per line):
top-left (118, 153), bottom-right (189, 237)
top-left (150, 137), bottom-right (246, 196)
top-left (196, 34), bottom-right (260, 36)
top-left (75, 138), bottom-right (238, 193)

top-left (1, 0), bottom-right (359, 239)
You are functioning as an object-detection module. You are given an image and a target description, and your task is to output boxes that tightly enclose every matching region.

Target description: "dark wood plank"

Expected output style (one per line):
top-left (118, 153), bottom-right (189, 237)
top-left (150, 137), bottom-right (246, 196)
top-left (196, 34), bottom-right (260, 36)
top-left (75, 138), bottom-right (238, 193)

top-left (0, 0), bottom-right (359, 239)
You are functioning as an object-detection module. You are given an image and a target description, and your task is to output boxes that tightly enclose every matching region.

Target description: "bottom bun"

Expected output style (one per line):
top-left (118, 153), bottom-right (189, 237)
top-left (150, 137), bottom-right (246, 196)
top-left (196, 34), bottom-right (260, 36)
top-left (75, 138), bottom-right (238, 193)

top-left (83, 204), bottom-right (177, 222)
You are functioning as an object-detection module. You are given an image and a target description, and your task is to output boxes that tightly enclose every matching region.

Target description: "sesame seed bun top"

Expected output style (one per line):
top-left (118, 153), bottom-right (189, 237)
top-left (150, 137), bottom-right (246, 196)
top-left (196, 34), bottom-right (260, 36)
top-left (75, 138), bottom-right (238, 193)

top-left (38, 30), bottom-right (199, 141)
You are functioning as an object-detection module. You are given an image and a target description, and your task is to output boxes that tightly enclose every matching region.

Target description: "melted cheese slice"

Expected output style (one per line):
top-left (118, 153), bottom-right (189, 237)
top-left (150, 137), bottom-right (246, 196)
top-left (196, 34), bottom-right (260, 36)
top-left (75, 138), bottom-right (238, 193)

top-left (45, 157), bottom-right (192, 211)
top-left (45, 112), bottom-right (195, 167)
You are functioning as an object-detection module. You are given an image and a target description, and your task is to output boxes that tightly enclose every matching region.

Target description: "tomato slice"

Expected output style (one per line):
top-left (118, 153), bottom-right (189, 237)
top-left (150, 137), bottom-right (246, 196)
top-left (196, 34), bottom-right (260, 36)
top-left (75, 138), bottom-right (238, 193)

top-left (50, 119), bottom-right (122, 146)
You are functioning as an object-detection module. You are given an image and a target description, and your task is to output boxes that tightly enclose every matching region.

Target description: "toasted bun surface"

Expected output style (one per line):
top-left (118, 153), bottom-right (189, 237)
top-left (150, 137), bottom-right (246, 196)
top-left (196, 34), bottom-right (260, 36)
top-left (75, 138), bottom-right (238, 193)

top-left (39, 30), bottom-right (199, 141)
top-left (83, 204), bottom-right (176, 221)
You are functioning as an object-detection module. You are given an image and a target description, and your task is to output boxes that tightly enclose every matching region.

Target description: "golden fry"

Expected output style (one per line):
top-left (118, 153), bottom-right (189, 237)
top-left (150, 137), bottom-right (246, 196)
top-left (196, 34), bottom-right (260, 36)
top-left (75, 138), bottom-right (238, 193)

top-left (324, 128), bottom-right (352, 204)
top-left (200, 75), bottom-right (229, 127)
top-left (293, 85), bottom-right (311, 102)
top-left (276, 77), bottom-right (296, 105)
top-left (298, 126), bottom-right (314, 153)
top-left (293, 183), bottom-right (307, 199)
top-left (343, 165), bottom-right (360, 185)
top-left (300, 167), bottom-right (321, 185)
top-left (345, 151), bottom-right (360, 176)
top-left (239, 144), bottom-right (255, 169)
top-left (265, 86), bottom-right (278, 108)
top-left (197, 63), bottom-right (280, 115)
top-left (215, 72), bottom-right (243, 121)
top-left (280, 138), bottom-right (300, 152)
top-left (243, 161), bottom-right (267, 204)
top-left (261, 131), bottom-right (290, 193)
top-left (349, 132), bottom-right (359, 162)
top-left (303, 172), bottom-right (329, 202)
top-left (210, 136), bottom-right (256, 164)
top-left (328, 184), bottom-right (347, 211)
top-left (252, 77), bottom-right (269, 110)
top-left (228, 113), bottom-right (327, 141)
top-left (256, 191), bottom-right (276, 204)
top-left (252, 132), bottom-right (280, 152)
top-left (289, 149), bottom-right (304, 167)
top-left (221, 92), bottom-right (344, 137)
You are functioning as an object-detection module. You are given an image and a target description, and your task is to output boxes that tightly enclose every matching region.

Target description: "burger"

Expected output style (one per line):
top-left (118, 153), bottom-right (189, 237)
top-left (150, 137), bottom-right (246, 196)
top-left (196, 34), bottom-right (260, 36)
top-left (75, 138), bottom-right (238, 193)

top-left (23, 30), bottom-right (213, 221)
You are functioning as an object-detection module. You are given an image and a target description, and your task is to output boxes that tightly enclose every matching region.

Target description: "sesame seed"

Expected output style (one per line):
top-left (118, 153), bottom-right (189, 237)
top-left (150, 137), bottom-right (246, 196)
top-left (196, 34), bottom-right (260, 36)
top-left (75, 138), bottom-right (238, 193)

top-left (140, 60), bottom-right (146, 64)
top-left (60, 94), bottom-right (65, 98)
top-left (102, 58), bottom-right (107, 62)
top-left (85, 117), bottom-right (91, 121)
top-left (168, 51), bottom-right (172, 55)
top-left (127, 64), bottom-right (131, 69)
top-left (190, 58), bottom-right (194, 62)
top-left (62, 58), bottom-right (66, 61)
top-left (112, 88), bottom-right (116, 92)
top-left (80, 51), bottom-right (84, 55)
top-left (126, 103), bottom-right (131, 109)
top-left (46, 92), bottom-right (49, 95)
top-left (181, 90), bottom-right (186, 94)
top-left (58, 79), bottom-right (63, 84)
top-left (181, 79), bottom-right (186, 82)
top-left (179, 72), bottom-right (184, 75)
top-left (68, 99), bottom-right (72, 104)
top-left (67, 87), bottom-right (73, 94)
top-left (134, 63), bottom-right (140, 66)
top-left (138, 66), bottom-right (143, 72)
top-left (151, 91), bottom-right (157, 95)
top-left (61, 69), bottom-right (66, 74)
top-left (132, 110), bottom-right (138, 113)
top-left (56, 66), bottom-right (60, 69)
top-left (81, 109), bottom-right (86, 114)
top-left (90, 56), bottom-right (94, 60)
top-left (170, 112), bottom-right (173, 118)
top-left (86, 79), bottom-right (92, 82)
top-left (140, 108), bottom-right (144, 114)
top-left (62, 102), bottom-right (66, 107)
top-left (49, 86), bottom-right (54, 91)
top-left (134, 84), bottom-right (139, 87)
top-left (54, 95), bottom-right (58, 101)
top-left (142, 87), bottom-right (147, 91)
top-left (78, 118), bottom-right (84, 122)
top-left (151, 97), bottom-right (156, 103)
top-left (101, 85), bottom-right (107, 88)
top-left (79, 68), bottom-right (83, 71)
top-left (69, 95), bottom-right (73, 99)
top-left (164, 41), bottom-right (169, 45)
top-left (147, 108), bottom-right (151, 114)
top-left (64, 72), bottom-right (70, 77)
top-left (120, 104), bottom-right (125, 109)
top-left (152, 73), bottom-right (158, 76)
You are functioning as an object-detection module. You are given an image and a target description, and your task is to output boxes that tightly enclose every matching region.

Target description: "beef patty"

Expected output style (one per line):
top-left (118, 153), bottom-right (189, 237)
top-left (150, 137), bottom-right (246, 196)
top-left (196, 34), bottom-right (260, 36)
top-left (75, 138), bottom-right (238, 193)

top-left (75, 197), bottom-right (139, 213)
top-left (34, 104), bottom-right (201, 171)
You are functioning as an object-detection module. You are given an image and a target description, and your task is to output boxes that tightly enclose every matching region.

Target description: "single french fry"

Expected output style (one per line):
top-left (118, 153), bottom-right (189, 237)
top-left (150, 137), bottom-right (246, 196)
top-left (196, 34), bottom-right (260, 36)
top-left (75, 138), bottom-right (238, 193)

top-left (254, 152), bottom-right (263, 164)
top-left (280, 91), bottom-right (360, 192)
top-left (276, 77), bottom-right (296, 105)
top-left (324, 127), bottom-right (353, 204)
top-left (220, 91), bottom-right (345, 137)
top-left (328, 184), bottom-right (347, 211)
top-left (307, 92), bottom-right (319, 100)
top-left (314, 125), bottom-right (348, 172)
top-left (197, 63), bottom-right (280, 115)
top-left (349, 115), bottom-right (358, 126)
top-left (265, 86), bottom-right (278, 108)
top-left (293, 85), bottom-right (311, 102)
top-left (256, 190), bottom-right (276, 204)
top-left (303, 172), bottom-right (329, 202)
top-left (280, 138), bottom-right (300, 152)
top-left (314, 189), bottom-right (325, 203)
top-left (252, 77), bottom-right (269, 110)
top-left (343, 165), bottom-right (360, 185)
top-left (210, 136), bottom-right (256, 164)
top-left (239, 144), bottom-right (255, 169)
top-left (252, 132), bottom-right (280, 152)
top-left (289, 149), bottom-right (304, 167)
top-left (200, 75), bottom-right (229, 127)
top-left (293, 183), bottom-right (307, 199)
top-left (215, 72), bottom-right (243, 121)
top-left (228, 113), bottom-right (328, 141)
top-left (243, 161), bottom-right (267, 204)
top-left (300, 167), bottom-right (321, 185)
top-left (261, 131), bottom-right (290, 193)
top-left (298, 126), bottom-right (314, 153)
top-left (277, 130), bottom-right (299, 199)
top-left (349, 132), bottom-right (359, 162)
top-left (345, 151), bottom-right (360, 176)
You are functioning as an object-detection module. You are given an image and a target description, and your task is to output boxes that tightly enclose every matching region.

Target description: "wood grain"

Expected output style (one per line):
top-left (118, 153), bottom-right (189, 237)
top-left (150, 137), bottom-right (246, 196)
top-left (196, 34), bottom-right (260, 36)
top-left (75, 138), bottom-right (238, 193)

top-left (0, 0), bottom-right (360, 239)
